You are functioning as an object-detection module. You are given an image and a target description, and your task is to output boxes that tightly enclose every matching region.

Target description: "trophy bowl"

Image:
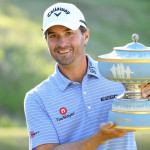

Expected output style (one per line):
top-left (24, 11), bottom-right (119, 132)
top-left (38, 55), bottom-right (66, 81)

top-left (98, 34), bottom-right (150, 129)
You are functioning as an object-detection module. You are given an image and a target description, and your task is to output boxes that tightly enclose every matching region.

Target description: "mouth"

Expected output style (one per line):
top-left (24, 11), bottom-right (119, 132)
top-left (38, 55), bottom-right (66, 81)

top-left (57, 49), bottom-right (71, 54)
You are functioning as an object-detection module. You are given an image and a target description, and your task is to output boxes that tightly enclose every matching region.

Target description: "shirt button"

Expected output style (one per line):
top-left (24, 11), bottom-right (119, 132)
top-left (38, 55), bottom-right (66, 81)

top-left (83, 92), bottom-right (86, 95)
top-left (88, 106), bottom-right (92, 110)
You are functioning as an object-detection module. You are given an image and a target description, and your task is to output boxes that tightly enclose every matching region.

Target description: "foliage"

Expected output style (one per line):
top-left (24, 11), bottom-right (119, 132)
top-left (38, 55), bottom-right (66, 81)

top-left (0, 115), bottom-right (19, 127)
top-left (0, 127), bottom-right (28, 150)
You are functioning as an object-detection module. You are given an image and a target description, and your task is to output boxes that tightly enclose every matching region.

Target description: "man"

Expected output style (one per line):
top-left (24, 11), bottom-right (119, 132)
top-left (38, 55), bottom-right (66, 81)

top-left (24, 2), bottom-right (150, 150)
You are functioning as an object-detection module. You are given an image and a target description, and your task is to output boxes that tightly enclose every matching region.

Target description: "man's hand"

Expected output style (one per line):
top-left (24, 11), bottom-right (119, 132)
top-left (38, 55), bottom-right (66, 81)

top-left (95, 121), bottom-right (135, 143)
top-left (139, 83), bottom-right (150, 100)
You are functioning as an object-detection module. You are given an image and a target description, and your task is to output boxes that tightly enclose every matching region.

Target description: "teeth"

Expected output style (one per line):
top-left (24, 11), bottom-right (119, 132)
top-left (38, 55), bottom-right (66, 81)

top-left (59, 50), bottom-right (70, 54)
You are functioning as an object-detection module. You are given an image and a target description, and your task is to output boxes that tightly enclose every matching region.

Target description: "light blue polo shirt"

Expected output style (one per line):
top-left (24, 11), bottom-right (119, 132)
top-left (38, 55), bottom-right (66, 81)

top-left (24, 55), bottom-right (136, 150)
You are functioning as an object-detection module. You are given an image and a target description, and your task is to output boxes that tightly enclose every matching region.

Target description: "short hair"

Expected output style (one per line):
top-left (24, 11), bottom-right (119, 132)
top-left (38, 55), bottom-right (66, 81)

top-left (79, 26), bottom-right (87, 34)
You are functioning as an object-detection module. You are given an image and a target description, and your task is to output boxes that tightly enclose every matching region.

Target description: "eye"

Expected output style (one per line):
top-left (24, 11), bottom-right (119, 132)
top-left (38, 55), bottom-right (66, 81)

top-left (48, 34), bottom-right (56, 39)
top-left (66, 32), bottom-right (73, 36)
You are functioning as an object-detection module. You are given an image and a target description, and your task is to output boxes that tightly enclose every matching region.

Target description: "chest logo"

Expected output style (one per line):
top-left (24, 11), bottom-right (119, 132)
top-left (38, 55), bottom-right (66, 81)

top-left (56, 112), bottom-right (75, 122)
top-left (101, 94), bottom-right (118, 101)
top-left (60, 107), bottom-right (67, 115)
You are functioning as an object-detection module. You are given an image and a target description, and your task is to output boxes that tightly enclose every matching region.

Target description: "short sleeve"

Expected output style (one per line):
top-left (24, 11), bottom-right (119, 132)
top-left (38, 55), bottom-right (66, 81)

top-left (24, 92), bottom-right (59, 150)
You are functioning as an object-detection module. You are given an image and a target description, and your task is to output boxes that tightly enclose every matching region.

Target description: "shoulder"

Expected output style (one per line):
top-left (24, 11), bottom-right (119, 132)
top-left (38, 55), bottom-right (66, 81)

top-left (26, 78), bottom-right (48, 94)
top-left (25, 76), bottom-right (54, 103)
top-left (24, 76), bottom-right (56, 114)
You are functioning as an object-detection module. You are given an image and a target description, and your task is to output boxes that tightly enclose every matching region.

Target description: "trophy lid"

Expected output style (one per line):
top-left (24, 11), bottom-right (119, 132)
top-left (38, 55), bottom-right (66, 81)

top-left (98, 34), bottom-right (150, 84)
top-left (114, 34), bottom-right (150, 51)
top-left (98, 33), bottom-right (150, 63)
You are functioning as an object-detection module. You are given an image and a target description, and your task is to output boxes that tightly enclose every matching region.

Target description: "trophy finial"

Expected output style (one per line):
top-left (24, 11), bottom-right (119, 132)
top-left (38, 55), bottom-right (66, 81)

top-left (132, 34), bottom-right (139, 43)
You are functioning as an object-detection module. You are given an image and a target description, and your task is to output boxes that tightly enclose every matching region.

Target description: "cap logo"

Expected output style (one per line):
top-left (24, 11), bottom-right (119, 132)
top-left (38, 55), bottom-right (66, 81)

top-left (54, 12), bottom-right (61, 17)
top-left (47, 7), bottom-right (70, 17)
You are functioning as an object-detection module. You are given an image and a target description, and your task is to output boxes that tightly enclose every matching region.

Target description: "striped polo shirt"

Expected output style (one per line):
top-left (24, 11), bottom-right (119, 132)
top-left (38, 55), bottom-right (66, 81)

top-left (24, 55), bottom-right (137, 150)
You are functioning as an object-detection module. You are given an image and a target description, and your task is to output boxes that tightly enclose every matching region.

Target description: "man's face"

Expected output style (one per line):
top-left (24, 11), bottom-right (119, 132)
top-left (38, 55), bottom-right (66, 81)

top-left (45, 25), bottom-right (89, 66)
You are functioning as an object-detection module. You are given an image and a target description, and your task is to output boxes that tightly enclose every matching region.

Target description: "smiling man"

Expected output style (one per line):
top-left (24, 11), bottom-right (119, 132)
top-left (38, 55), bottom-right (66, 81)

top-left (24, 2), bottom-right (150, 150)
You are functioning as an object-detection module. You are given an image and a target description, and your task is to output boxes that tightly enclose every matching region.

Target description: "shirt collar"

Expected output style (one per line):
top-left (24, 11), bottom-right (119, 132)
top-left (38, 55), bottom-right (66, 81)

top-left (52, 64), bottom-right (72, 91)
top-left (86, 54), bottom-right (100, 79)
top-left (52, 54), bottom-right (100, 91)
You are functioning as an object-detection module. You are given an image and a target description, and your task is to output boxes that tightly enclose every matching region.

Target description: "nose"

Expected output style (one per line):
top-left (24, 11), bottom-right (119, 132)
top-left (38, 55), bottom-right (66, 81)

top-left (57, 36), bottom-right (68, 48)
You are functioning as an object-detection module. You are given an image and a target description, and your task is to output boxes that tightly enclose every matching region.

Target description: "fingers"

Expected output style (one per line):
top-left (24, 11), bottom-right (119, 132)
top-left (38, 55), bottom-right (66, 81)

top-left (101, 122), bottom-right (135, 132)
top-left (99, 122), bottom-right (135, 140)
top-left (138, 84), bottom-right (147, 89)
top-left (139, 84), bottom-right (150, 100)
top-left (121, 129), bottom-right (136, 132)
top-left (101, 121), bottom-right (114, 129)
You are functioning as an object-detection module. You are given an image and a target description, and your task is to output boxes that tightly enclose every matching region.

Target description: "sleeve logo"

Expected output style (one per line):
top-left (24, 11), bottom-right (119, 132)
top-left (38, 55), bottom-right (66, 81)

top-left (30, 131), bottom-right (39, 139)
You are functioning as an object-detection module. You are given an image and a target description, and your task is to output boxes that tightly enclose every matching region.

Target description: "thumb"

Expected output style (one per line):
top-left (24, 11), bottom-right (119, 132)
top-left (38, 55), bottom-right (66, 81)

top-left (107, 121), bottom-right (115, 129)
top-left (101, 121), bottom-right (114, 129)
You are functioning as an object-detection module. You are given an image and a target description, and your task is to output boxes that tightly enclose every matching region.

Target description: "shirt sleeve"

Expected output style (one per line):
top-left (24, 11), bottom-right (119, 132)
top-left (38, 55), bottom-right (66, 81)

top-left (24, 91), bottom-right (59, 150)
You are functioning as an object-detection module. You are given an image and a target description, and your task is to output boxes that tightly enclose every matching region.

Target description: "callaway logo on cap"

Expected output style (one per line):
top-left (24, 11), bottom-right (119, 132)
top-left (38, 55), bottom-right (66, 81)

top-left (43, 3), bottom-right (87, 38)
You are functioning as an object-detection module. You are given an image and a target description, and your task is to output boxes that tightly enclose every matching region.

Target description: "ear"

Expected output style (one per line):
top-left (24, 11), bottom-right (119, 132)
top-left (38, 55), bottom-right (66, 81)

top-left (45, 37), bottom-right (47, 42)
top-left (84, 29), bottom-right (89, 45)
top-left (44, 32), bottom-right (48, 42)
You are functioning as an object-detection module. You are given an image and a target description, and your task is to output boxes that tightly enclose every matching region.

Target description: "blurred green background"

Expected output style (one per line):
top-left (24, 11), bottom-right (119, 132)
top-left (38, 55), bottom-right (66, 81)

top-left (0, 0), bottom-right (150, 149)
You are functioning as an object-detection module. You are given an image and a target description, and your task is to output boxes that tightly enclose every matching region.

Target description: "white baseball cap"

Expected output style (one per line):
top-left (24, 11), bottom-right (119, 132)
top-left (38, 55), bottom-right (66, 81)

top-left (43, 3), bottom-right (87, 37)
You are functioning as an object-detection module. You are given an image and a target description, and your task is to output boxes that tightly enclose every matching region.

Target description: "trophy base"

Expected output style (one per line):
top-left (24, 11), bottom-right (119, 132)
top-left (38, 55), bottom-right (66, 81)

top-left (108, 110), bottom-right (150, 129)
top-left (108, 99), bottom-right (150, 129)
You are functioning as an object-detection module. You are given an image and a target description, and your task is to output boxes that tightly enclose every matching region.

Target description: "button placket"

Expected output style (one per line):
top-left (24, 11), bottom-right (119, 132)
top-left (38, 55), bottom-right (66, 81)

top-left (82, 76), bottom-right (93, 114)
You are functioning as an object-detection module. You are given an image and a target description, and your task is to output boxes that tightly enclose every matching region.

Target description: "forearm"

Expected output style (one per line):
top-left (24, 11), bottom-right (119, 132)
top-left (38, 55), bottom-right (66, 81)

top-left (36, 122), bottom-right (134, 150)
top-left (52, 132), bottom-right (106, 150)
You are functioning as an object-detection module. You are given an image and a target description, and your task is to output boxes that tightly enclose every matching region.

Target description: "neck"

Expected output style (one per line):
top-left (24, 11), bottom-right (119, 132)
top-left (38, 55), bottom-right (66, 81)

top-left (58, 55), bottom-right (88, 83)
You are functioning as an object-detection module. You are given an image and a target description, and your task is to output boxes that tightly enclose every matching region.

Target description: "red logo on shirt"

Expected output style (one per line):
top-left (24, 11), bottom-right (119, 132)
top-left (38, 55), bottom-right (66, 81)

top-left (60, 107), bottom-right (67, 115)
